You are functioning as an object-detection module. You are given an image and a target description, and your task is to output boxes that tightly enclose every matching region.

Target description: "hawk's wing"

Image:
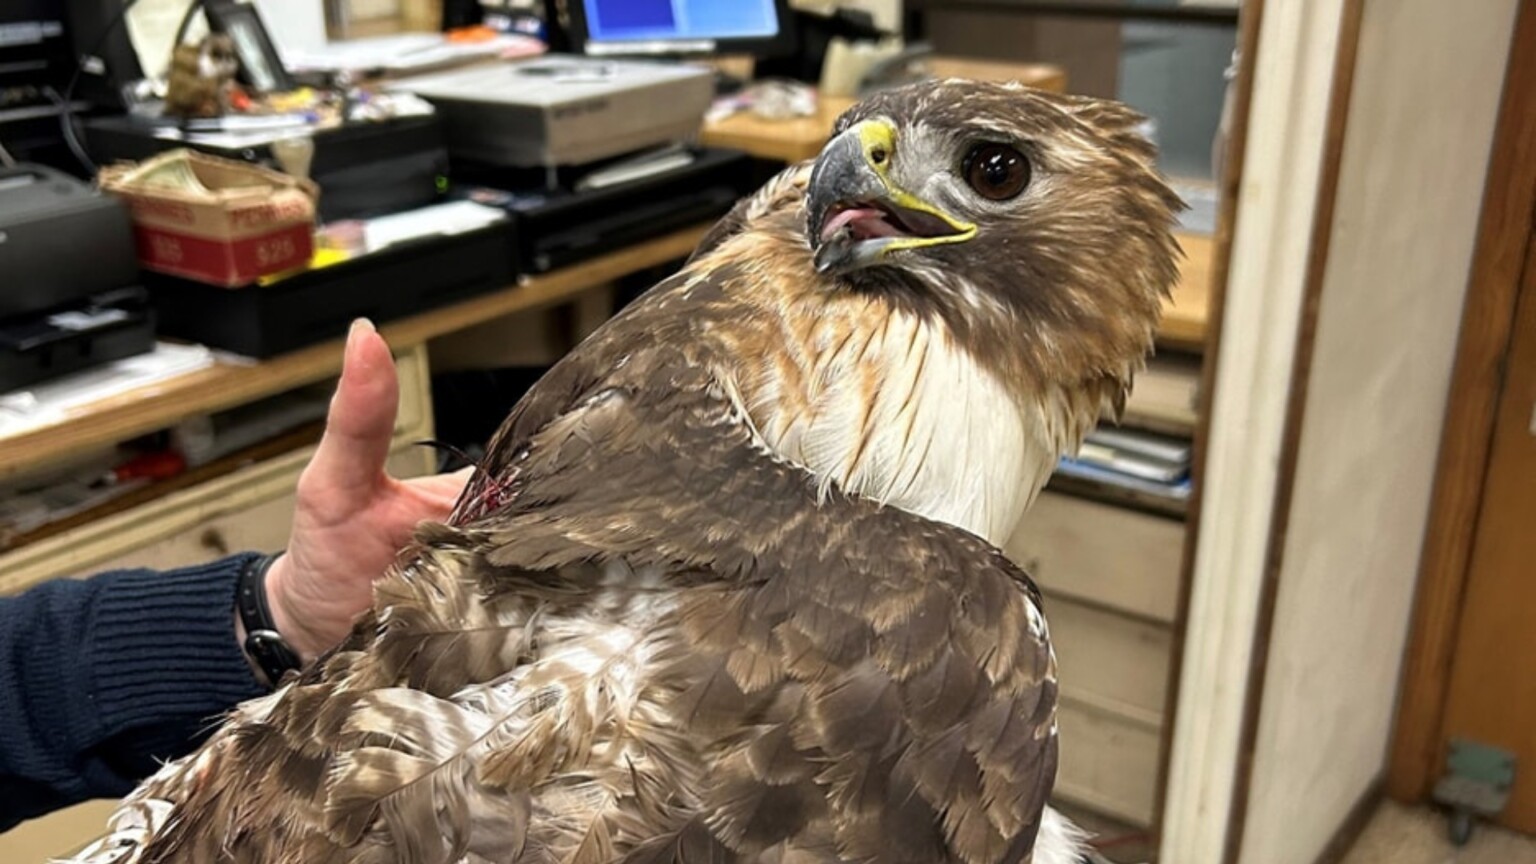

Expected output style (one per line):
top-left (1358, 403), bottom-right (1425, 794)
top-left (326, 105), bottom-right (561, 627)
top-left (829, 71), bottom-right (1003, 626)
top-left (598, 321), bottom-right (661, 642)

top-left (445, 316), bottom-right (1061, 864)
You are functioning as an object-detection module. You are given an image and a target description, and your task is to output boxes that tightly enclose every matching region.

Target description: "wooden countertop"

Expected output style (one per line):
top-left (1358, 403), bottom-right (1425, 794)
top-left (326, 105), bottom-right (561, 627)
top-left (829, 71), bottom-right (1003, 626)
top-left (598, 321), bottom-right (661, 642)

top-left (701, 59), bottom-right (1067, 164)
top-left (0, 224), bottom-right (1210, 482)
top-left (702, 96), bottom-right (861, 164)
top-left (1163, 231), bottom-right (1213, 351)
top-left (0, 224), bottom-right (712, 482)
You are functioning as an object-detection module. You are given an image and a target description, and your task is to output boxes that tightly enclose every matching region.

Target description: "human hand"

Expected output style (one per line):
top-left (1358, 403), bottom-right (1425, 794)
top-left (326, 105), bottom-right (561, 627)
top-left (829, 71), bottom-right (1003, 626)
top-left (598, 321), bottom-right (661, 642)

top-left (260, 319), bottom-right (471, 663)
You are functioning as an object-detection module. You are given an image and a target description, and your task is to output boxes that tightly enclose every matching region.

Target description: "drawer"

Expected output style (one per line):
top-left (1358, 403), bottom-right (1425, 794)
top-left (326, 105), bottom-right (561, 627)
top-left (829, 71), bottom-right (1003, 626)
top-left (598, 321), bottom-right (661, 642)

top-left (1006, 491), bottom-right (1184, 622)
top-left (92, 491), bottom-right (294, 574)
top-left (1047, 594), bottom-right (1174, 720)
top-left (1053, 696), bottom-right (1164, 827)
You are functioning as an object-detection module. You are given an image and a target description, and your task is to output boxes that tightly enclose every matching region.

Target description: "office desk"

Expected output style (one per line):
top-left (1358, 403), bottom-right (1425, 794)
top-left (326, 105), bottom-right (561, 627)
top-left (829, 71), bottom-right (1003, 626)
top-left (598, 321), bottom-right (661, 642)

top-left (701, 59), bottom-right (1068, 163)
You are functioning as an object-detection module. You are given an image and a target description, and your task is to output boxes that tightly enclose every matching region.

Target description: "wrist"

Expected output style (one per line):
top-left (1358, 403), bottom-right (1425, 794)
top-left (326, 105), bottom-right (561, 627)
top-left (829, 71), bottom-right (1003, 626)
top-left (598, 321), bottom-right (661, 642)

top-left (235, 553), bottom-right (307, 685)
top-left (261, 552), bottom-right (330, 664)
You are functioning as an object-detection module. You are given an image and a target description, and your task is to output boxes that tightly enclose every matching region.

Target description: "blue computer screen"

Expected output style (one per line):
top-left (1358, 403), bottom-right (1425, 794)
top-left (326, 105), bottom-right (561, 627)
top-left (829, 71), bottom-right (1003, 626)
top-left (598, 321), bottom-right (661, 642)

top-left (582, 0), bottom-right (780, 44)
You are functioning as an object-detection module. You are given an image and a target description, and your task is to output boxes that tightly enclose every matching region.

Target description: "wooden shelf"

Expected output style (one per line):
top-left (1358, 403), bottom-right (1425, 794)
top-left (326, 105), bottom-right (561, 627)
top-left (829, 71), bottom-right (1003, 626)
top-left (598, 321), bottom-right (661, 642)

top-left (0, 422), bottom-right (326, 554)
top-left (0, 223), bottom-right (712, 482)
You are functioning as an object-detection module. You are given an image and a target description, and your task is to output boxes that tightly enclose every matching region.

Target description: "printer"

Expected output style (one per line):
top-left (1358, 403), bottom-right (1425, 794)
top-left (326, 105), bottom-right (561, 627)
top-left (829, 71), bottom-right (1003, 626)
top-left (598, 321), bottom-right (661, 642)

top-left (388, 56), bottom-right (753, 275)
top-left (389, 55), bottom-right (715, 169)
top-left (0, 164), bottom-right (153, 392)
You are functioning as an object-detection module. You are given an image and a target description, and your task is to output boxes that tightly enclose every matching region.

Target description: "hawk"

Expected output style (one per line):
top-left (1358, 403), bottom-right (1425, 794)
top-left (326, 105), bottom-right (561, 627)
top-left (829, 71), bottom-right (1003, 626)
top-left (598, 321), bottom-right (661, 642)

top-left (75, 80), bottom-right (1182, 864)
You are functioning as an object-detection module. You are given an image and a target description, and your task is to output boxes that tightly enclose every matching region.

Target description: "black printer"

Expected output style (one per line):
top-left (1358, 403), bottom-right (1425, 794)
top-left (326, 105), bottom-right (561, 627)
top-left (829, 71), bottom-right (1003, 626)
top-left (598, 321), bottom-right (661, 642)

top-left (0, 164), bottom-right (153, 392)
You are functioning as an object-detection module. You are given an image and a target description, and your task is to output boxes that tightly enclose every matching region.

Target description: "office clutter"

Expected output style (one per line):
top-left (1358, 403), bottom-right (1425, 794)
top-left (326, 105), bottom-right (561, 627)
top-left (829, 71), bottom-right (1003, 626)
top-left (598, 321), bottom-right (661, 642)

top-left (92, 139), bottom-right (517, 357)
top-left (455, 147), bottom-right (751, 274)
top-left (281, 30), bottom-right (546, 79)
top-left (147, 200), bottom-right (514, 358)
top-left (86, 110), bottom-right (448, 223)
top-left (0, 369), bottom-right (332, 545)
top-left (41, 0), bottom-right (782, 361)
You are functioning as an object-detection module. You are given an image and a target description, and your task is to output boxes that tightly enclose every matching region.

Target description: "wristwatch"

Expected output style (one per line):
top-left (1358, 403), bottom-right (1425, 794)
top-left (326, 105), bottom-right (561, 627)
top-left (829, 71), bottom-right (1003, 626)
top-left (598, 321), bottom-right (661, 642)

top-left (236, 552), bottom-right (302, 685)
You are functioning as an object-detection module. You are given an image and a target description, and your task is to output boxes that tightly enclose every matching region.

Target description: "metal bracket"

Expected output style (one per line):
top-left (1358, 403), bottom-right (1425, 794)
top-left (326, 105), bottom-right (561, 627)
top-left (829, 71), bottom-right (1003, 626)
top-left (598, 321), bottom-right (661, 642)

top-left (1432, 738), bottom-right (1516, 846)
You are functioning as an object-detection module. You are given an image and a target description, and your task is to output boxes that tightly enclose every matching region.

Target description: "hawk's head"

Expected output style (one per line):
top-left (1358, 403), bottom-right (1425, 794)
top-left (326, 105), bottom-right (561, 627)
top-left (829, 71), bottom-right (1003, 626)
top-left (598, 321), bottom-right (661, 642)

top-left (805, 78), bottom-right (1185, 396)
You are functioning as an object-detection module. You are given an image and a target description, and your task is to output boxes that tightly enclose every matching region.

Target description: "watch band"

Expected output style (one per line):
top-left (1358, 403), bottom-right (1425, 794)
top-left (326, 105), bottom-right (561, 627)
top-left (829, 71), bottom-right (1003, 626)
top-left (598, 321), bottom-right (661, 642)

top-left (236, 553), bottom-right (302, 685)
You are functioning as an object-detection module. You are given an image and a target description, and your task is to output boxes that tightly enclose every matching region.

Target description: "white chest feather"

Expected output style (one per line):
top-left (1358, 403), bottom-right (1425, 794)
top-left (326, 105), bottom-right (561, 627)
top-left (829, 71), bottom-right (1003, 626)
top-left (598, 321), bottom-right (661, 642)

top-left (748, 313), bottom-right (1061, 547)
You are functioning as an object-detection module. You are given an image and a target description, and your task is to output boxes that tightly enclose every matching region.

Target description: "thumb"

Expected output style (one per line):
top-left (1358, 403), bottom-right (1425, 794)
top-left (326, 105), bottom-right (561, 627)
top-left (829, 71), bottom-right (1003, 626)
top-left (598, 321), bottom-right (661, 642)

top-left (307, 319), bottom-right (398, 498)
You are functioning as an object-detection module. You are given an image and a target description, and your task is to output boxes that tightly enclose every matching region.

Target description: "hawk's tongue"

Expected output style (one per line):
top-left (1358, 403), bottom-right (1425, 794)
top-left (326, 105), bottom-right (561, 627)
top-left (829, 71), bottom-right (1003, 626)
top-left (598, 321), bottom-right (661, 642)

top-left (821, 207), bottom-right (899, 242)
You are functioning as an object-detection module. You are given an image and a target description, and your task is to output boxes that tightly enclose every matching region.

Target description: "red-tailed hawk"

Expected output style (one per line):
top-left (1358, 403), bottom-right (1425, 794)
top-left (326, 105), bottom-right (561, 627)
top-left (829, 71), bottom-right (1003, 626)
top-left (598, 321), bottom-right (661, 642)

top-left (75, 80), bottom-right (1182, 864)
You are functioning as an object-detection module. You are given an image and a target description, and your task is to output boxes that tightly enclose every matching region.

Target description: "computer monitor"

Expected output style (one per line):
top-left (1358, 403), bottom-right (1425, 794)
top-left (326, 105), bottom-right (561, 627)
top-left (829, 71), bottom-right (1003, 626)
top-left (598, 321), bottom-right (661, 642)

top-left (567, 0), bottom-right (795, 59)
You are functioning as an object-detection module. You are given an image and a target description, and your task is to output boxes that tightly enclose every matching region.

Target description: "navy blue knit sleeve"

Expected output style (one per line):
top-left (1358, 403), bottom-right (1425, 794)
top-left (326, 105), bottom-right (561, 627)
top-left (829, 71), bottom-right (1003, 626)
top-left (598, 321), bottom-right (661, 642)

top-left (0, 554), bottom-right (270, 831)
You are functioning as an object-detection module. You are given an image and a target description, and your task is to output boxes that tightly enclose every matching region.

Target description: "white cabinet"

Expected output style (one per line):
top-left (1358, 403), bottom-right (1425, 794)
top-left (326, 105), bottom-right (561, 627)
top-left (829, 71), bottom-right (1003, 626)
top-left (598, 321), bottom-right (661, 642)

top-left (1007, 490), bottom-right (1185, 623)
top-left (1008, 490), bottom-right (1184, 826)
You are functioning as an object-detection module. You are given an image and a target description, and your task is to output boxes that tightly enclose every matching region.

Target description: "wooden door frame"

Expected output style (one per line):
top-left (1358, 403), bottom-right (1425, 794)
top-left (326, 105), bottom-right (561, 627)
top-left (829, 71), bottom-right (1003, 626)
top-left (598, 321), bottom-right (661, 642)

top-left (1149, 0), bottom-right (1266, 848)
top-left (1386, 0), bottom-right (1536, 803)
top-left (1157, 1), bottom-right (1367, 859)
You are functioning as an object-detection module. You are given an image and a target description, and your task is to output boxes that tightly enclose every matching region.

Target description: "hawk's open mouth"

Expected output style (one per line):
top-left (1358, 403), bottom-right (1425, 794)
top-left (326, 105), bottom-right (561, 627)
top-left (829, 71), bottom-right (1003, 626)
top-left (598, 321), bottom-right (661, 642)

top-left (805, 122), bottom-right (977, 274)
top-left (818, 200), bottom-right (965, 243)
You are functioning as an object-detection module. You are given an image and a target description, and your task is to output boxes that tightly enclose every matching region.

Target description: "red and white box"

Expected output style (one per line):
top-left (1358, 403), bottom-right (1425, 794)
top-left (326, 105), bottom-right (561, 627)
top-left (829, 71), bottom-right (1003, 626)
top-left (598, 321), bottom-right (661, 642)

top-left (99, 149), bottom-right (318, 287)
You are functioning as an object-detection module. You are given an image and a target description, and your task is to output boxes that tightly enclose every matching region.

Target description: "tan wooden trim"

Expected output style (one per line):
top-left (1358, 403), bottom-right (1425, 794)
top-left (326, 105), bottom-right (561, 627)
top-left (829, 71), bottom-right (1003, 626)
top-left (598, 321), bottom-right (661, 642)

top-left (1060, 689), bottom-right (1165, 733)
top-left (0, 224), bottom-right (711, 482)
top-left (1151, 0), bottom-right (1265, 849)
top-left (1386, 0), bottom-right (1536, 803)
top-left (398, 0), bottom-right (440, 32)
top-left (1218, 1), bottom-right (1368, 860)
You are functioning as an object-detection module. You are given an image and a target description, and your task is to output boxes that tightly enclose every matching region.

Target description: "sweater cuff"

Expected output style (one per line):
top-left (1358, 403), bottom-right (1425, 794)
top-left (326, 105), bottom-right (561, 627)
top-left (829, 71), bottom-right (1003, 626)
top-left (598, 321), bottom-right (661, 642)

top-left (85, 553), bottom-right (270, 742)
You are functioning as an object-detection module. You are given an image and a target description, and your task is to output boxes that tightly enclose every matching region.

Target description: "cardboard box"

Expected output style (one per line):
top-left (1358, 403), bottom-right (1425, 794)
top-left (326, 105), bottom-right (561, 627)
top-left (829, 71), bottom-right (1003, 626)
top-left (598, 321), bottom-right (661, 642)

top-left (99, 149), bottom-right (318, 287)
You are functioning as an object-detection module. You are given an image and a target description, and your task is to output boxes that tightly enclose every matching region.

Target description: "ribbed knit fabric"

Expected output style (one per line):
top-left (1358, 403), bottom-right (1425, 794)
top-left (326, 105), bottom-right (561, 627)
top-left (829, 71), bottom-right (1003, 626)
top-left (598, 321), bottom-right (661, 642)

top-left (0, 553), bottom-right (270, 831)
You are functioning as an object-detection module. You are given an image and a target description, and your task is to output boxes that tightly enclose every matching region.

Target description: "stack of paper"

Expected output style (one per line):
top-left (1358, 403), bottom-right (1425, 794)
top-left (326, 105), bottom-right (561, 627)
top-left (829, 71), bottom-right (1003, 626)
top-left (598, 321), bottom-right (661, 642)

top-left (1057, 426), bottom-right (1194, 507)
top-left (1053, 354), bottom-right (1202, 511)
top-left (0, 343), bottom-right (215, 439)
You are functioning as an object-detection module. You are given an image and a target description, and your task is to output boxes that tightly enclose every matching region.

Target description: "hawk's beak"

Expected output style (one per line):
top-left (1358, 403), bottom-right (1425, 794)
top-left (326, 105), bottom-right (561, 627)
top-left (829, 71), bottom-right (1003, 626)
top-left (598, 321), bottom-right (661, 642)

top-left (806, 120), bottom-right (977, 276)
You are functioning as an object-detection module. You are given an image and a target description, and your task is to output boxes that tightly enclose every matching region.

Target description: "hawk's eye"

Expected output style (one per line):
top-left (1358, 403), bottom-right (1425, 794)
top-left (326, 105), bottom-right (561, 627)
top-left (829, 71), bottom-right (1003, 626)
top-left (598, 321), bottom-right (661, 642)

top-left (963, 143), bottom-right (1030, 201)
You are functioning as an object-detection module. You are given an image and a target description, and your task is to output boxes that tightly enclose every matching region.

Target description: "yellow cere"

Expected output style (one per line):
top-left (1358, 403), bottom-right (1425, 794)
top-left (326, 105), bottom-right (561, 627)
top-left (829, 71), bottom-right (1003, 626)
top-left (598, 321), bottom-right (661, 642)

top-left (852, 119), bottom-right (977, 255)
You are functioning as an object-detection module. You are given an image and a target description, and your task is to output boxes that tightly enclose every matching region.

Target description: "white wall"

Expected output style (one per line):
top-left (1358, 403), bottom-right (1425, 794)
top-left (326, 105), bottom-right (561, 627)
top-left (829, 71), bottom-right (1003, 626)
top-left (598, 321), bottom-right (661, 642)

top-left (1237, 2), bottom-right (1519, 862)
